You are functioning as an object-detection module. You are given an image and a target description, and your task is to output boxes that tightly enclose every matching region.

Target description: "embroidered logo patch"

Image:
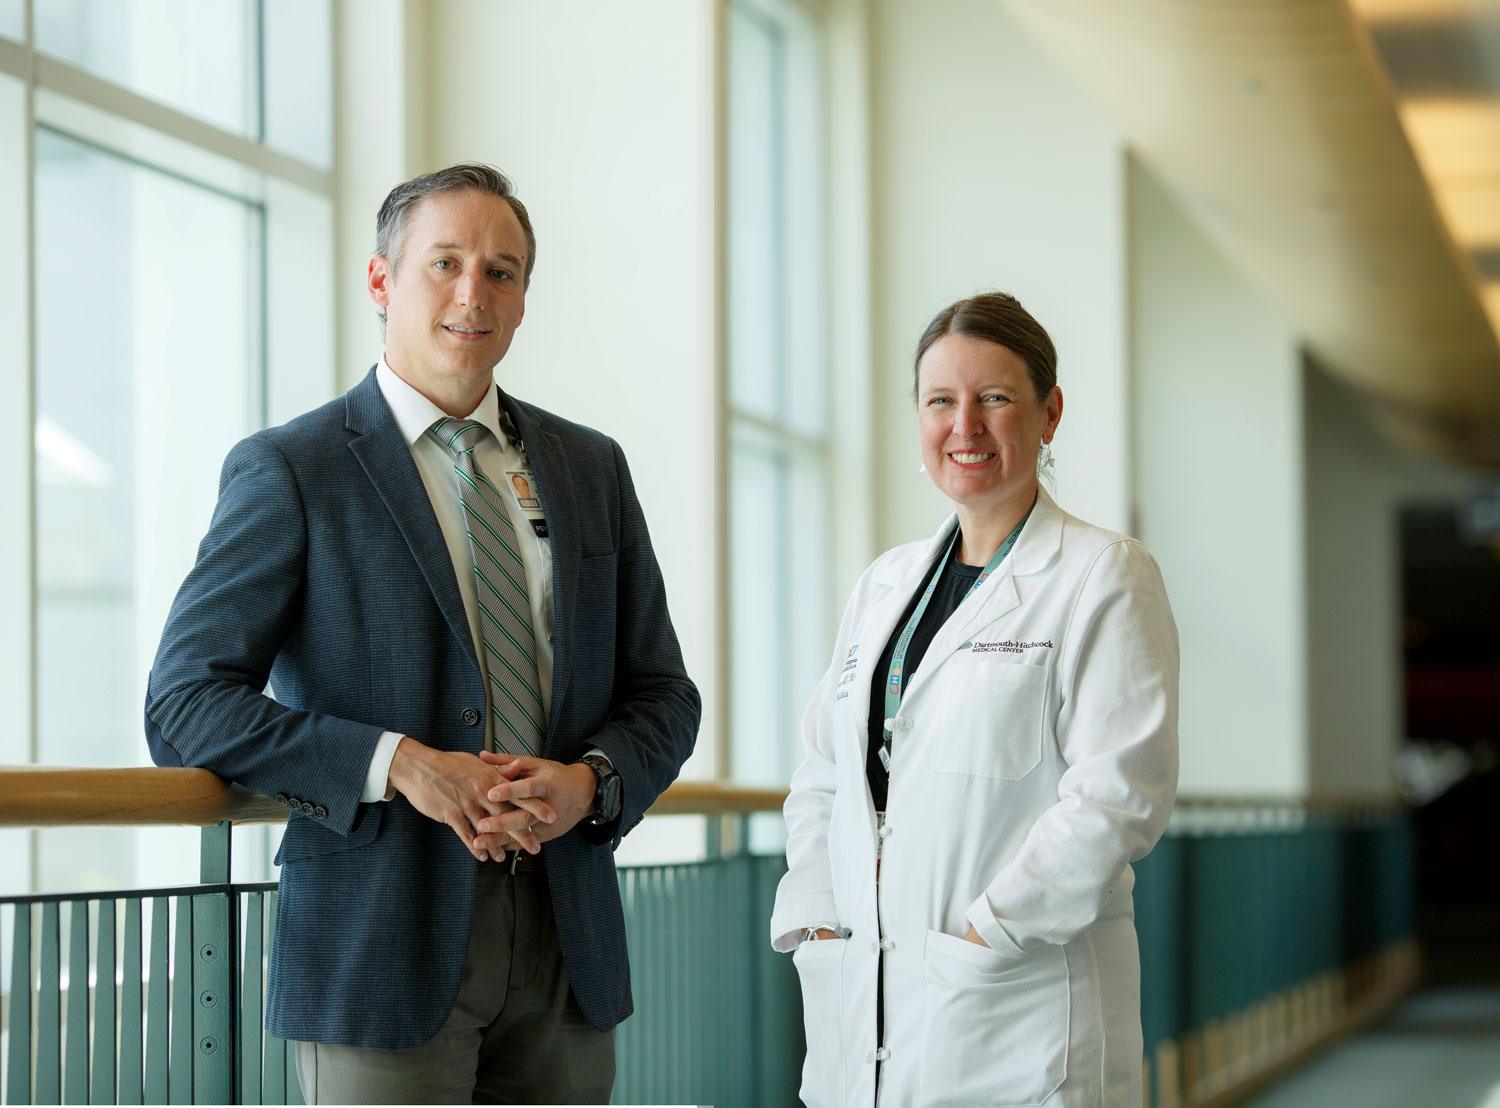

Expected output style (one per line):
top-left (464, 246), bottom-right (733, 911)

top-left (970, 639), bottom-right (1053, 655)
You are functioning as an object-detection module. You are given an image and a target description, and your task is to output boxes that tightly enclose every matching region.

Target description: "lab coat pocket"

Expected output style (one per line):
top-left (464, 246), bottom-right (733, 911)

top-left (934, 658), bottom-right (1048, 781)
top-left (918, 929), bottom-right (1069, 1107)
top-left (792, 938), bottom-right (848, 1108)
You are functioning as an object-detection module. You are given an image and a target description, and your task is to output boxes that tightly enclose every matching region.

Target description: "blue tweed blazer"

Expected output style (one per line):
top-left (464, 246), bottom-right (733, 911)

top-left (145, 368), bottom-right (700, 1048)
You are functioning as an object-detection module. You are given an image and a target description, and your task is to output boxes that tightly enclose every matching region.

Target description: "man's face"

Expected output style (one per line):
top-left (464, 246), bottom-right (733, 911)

top-left (367, 189), bottom-right (528, 404)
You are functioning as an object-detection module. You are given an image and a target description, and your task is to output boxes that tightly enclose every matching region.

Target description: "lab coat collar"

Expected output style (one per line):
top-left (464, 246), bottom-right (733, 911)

top-left (866, 486), bottom-right (1066, 704)
top-left (872, 484), bottom-right (1064, 590)
top-left (1011, 485), bottom-right (1065, 577)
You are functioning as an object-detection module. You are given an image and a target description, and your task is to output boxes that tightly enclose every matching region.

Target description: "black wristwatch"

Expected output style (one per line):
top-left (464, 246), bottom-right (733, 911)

top-left (580, 754), bottom-right (622, 827)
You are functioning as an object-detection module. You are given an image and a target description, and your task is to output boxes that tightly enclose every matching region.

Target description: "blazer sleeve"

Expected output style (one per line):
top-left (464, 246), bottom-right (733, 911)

top-left (580, 439), bottom-right (702, 845)
top-left (144, 435), bottom-right (384, 837)
top-left (966, 539), bottom-right (1180, 957)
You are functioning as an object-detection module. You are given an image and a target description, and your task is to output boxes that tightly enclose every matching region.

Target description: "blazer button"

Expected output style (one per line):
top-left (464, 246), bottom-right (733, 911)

top-left (313, 806), bottom-right (328, 820)
top-left (275, 794), bottom-right (289, 806)
top-left (287, 797), bottom-right (301, 810)
top-left (300, 802), bottom-right (315, 816)
top-left (462, 707), bottom-right (480, 726)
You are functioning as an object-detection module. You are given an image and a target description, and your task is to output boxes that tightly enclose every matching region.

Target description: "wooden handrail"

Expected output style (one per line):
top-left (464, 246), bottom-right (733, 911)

top-left (0, 766), bottom-right (790, 827)
top-left (0, 767), bottom-right (289, 827)
top-left (0, 765), bottom-right (1404, 829)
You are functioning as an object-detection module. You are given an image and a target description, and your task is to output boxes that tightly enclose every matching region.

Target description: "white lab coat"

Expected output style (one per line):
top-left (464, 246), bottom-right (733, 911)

top-left (770, 489), bottom-right (1179, 1108)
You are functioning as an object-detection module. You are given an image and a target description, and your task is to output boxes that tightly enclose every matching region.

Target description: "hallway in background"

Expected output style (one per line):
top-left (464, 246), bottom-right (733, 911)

top-left (1242, 990), bottom-right (1500, 1108)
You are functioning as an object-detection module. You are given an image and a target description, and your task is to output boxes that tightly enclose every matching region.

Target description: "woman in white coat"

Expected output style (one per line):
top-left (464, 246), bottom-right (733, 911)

top-left (771, 293), bottom-right (1179, 1108)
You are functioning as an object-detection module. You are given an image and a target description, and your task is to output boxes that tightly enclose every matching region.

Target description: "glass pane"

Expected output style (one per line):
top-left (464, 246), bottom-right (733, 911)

top-left (727, 5), bottom-right (783, 423)
top-left (0, 74), bottom-right (28, 897)
top-left (730, 425), bottom-right (830, 854)
top-left (264, 0), bottom-right (332, 168)
top-left (0, 0), bottom-right (22, 40)
top-left (0, 73), bottom-right (28, 773)
top-left (35, 0), bottom-right (256, 138)
top-left (34, 128), bottom-right (260, 893)
top-left (730, 433), bottom-right (789, 786)
top-left (778, 13), bottom-right (828, 440)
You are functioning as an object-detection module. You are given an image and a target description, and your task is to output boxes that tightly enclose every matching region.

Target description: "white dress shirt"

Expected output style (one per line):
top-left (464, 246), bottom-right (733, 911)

top-left (360, 359), bottom-right (556, 801)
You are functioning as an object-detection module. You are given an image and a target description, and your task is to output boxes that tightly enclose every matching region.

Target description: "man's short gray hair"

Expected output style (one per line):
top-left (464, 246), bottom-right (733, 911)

top-left (373, 164), bottom-right (537, 325)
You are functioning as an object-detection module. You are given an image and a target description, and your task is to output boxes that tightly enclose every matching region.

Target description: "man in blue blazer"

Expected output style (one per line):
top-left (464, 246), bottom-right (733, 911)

top-left (145, 164), bottom-right (700, 1103)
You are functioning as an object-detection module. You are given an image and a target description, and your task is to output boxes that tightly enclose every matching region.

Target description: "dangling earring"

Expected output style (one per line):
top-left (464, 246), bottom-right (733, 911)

top-left (1040, 441), bottom-right (1054, 470)
top-left (917, 462), bottom-right (927, 474)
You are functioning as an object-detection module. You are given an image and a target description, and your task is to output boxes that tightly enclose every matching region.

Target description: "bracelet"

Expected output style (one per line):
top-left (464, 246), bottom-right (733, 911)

top-left (802, 925), bottom-right (845, 942)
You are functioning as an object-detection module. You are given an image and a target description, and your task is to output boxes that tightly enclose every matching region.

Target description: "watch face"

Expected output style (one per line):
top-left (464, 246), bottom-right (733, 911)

top-left (585, 757), bottom-right (622, 822)
top-left (600, 773), bottom-right (623, 821)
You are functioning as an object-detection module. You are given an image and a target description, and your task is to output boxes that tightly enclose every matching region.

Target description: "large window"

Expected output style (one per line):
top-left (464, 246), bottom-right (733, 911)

top-left (726, 0), bottom-right (830, 837)
top-left (0, 0), bottom-right (335, 896)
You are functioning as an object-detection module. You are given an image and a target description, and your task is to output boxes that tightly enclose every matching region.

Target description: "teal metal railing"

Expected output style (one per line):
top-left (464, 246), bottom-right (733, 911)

top-left (0, 771), bottom-right (1416, 1108)
top-left (1133, 801), bottom-right (1418, 1106)
top-left (613, 852), bottom-right (799, 1107)
top-left (2, 884), bottom-right (299, 1106)
top-left (0, 770), bottom-right (799, 1107)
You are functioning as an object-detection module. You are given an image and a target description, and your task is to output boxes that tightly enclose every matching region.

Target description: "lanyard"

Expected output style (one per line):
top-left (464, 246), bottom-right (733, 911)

top-left (878, 508), bottom-right (1032, 772)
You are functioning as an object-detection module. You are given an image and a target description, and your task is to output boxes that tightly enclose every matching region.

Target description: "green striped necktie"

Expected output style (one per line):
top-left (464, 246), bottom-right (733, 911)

top-left (430, 416), bottom-right (544, 757)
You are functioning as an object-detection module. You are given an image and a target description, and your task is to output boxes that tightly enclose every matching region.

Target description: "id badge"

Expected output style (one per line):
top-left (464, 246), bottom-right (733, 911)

top-left (505, 470), bottom-right (549, 538)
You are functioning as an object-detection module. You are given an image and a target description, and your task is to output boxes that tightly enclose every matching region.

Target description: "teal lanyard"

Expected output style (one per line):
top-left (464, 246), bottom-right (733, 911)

top-left (878, 508), bottom-right (1032, 773)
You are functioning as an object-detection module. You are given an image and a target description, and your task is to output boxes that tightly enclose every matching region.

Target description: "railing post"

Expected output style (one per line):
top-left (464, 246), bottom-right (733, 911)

top-left (200, 822), bottom-right (231, 886)
top-left (194, 822), bottom-right (236, 1104)
top-left (704, 813), bottom-right (724, 859)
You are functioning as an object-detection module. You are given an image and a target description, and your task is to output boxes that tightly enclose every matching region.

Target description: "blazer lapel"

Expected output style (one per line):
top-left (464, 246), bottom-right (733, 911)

top-left (502, 393), bottom-right (579, 745)
top-left (344, 370), bottom-right (480, 675)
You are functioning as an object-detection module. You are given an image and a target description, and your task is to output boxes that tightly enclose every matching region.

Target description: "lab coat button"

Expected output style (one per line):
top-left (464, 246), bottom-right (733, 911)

top-left (880, 938), bottom-right (895, 951)
top-left (874, 1047), bottom-right (891, 1062)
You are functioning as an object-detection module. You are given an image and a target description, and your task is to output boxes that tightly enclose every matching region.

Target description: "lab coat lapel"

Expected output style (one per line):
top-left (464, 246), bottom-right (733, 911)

top-left (903, 490), bottom-right (1065, 696)
top-left (345, 371), bottom-right (480, 676)
top-left (851, 520), bottom-right (957, 732)
top-left (503, 393), bottom-right (577, 746)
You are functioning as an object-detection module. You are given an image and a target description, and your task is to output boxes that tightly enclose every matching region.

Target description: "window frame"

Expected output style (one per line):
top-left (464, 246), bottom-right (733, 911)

top-left (0, 0), bottom-right (335, 894)
top-left (724, 0), bottom-right (834, 803)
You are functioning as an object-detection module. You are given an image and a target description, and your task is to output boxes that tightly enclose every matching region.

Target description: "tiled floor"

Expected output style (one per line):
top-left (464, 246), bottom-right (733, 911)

top-left (1240, 990), bottom-right (1500, 1108)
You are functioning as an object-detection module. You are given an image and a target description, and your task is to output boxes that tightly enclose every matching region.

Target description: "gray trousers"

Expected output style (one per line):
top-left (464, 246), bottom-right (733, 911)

top-left (294, 863), bottom-right (616, 1104)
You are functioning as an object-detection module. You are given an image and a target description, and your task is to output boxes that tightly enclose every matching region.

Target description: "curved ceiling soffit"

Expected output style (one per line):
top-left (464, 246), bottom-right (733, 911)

top-left (1003, 0), bottom-right (1500, 469)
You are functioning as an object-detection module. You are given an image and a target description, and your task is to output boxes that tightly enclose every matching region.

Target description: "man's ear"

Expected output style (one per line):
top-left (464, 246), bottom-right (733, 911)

top-left (367, 256), bottom-right (392, 308)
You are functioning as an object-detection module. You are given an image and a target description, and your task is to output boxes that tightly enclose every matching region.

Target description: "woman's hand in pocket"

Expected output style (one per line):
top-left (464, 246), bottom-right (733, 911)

top-left (960, 925), bottom-right (991, 948)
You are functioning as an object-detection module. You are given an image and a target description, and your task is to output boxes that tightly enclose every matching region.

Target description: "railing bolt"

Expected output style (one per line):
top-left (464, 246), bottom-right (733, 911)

top-left (200, 989), bottom-right (218, 1008)
top-left (199, 944), bottom-right (217, 960)
top-left (199, 1037), bottom-right (217, 1055)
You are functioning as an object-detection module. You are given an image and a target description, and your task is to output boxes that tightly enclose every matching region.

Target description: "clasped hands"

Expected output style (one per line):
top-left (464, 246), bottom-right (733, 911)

top-left (386, 738), bottom-right (597, 862)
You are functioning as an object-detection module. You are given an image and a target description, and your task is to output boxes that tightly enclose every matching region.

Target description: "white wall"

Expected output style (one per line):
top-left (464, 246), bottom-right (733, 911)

top-left (1130, 159), bottom-right (1308, 796)
top-left (1304, 365), bottom-right (1479, 795)
top-left (0, 71), bottom-right (31, 892)
top-left (362, 0), bottom-right (722, 789)
top-left (334, 0), bottom-right (427, 387)
top-left (868, 0), bottom-right (1130, 552)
